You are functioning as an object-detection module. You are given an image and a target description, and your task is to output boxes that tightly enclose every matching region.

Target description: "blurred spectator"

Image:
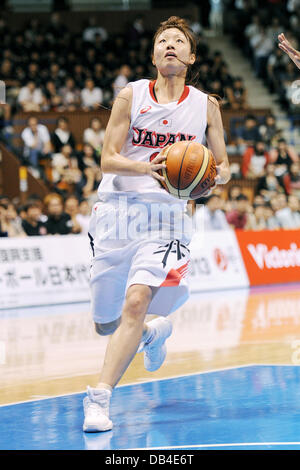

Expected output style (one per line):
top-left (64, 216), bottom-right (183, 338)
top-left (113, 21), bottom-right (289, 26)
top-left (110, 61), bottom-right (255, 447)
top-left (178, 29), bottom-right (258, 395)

top-left (46, 12), bottom-right (66, 40)
top-left (235, 115), bottom-right (260, 149)
top-left (43, 79), bottom-right (64, 111)
top-left (77, 143), bottom-right (102, 198)
top-left (283, 162), bottom-right (300, 197)
top-left (266, 48), bottom-right (289, 93)
top-left (276, 194), bottom-right (300, 229)
top-left (225, 77), bottom-right (248, 110)
top-left (76, 199), bottom-right (91, 235)
top-left (226, 193), bottom-right (249, 229)
top-left (0, 203), bottom-right (8, 237)
top-left (242, 141), bottom-right (270, 179)
top-left (0, 202), bottom-right (25, 237)
top-left (269, 138), bottom-right (299, 176)
top-left (256, 163), bottom-right (285, 201)
top-left (51, 117), bottom-right (76, 153)
top-left (18, 81), bottom-right (44, 112)
top-left (246, 202), bottom-right (267, 230)
top-left (83, 117), bottom-right (105, 154)
top-left (264, 202), bottom-right (281, 230)
top-left (83, 17), bottom-right (108, 42)
top-left (21, 116), bottom-right (52, 175)
top-left (199, 194), bottom-right (230, 230)
top-left (64, 195), bottom-right (82, 234)
top-left (81, 78), bottom-right (103, 110)
top-left (224, 184), bottom-right (242, 212)
top-left (44, 193), bottom-right (73, 235)
top-left (59, 77), bottom-right (81, 111)
top-left (250, 26), bottom-right (273, 78)
top-left (258, 114), bottom-right (282, 148)
top-left (52, 144), bottom-right (82, 194)
top-left (113, 65), bottom-right (132, 99)
top-left (128, 15), bottom-right (146, 44)
top-left (21, 201), bottom-right (47, 236)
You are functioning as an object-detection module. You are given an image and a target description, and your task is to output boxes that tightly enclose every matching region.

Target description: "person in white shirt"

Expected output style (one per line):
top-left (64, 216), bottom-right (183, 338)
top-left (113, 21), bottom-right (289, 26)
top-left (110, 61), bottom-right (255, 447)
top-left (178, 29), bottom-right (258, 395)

top-left (76, 199), bottom-right (91, 235)
top-left (18, 81), bottom-right (44, 112)
top-left (83, 17), bottom-right (108, 42)
top-left (21, 116), bottom-right (51, 170)
top-left (81, 78), bottom-right (103, 110)
top-left (112, 65), bottom-right (131, 99)
top-left (276, 194), bottom-right (300, 229)
top-left (196, 194), bottom-right (230, 231)
top-left (250, 27), bottom-right (273, 78)
top-left (83, 117), bottom-right (105, 154)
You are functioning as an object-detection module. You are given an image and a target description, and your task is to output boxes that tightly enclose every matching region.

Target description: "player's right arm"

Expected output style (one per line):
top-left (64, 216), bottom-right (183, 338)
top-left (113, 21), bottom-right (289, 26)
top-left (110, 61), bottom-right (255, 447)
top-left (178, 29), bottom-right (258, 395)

top-left (101, 87), bottom-right (166, 182)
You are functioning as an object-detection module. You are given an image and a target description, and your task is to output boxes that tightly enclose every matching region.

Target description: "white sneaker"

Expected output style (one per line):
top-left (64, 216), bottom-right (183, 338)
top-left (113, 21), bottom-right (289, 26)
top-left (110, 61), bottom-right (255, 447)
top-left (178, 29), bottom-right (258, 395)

top-left (139, 317), bottom-right (173, 372)
top-left (83, 386), bottom-right (113, 433)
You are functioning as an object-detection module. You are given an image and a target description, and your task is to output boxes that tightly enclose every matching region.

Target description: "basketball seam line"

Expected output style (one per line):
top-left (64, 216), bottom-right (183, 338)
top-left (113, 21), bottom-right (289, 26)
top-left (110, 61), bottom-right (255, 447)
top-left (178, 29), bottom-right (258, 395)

top-left (181, 146), bottom-right (210, 192)
top-left (177, 141), bottom-right (192, 199)
top-left (186, 146), bottom-right (210, 195)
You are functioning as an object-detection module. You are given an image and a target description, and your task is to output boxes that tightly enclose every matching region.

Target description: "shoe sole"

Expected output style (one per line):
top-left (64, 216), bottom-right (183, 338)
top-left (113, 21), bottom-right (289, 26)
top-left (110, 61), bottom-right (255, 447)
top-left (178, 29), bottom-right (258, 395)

top-left (83, 422), bottom-right (113, 433)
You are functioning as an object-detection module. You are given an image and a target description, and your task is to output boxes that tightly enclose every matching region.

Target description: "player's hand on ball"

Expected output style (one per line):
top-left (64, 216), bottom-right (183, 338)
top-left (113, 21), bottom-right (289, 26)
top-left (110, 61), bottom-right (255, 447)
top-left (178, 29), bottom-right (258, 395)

top-left (214, 162), bottom-right (231, 185)
top-left (148, 153), bottom-right (167, 182)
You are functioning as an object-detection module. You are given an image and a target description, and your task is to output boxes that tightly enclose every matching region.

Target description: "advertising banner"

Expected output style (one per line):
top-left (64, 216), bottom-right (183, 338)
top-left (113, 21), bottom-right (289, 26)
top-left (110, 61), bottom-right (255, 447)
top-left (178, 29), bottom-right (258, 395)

top-left (0, 235), bottom-right (91, 308)
top-left (189, 230), bottom-right (249, 292)
top-left (235, 230), bottom-right (300, 286)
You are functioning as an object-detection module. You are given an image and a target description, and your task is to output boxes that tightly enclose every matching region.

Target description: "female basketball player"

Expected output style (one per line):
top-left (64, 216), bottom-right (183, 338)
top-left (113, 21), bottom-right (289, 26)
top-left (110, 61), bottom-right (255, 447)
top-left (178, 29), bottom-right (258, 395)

top-left (83, 16), bottom-right (230, 432)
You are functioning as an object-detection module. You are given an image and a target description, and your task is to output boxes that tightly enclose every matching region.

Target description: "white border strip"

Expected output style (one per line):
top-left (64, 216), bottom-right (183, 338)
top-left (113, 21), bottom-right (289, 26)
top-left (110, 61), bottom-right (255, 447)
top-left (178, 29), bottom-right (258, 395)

top-left (131, 442), bottom-right (300, 450)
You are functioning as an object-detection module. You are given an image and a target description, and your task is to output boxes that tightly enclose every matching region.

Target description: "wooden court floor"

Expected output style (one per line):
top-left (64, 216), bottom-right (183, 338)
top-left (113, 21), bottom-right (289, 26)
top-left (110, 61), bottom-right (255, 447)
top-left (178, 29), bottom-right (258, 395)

top-left (1, 284), bottom-right (300, 406)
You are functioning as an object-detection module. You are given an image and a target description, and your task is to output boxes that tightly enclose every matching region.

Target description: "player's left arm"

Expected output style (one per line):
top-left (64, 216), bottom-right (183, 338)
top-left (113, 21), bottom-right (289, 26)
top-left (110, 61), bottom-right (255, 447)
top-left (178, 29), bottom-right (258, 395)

top-left (206, 96), bottom-right (231, 185)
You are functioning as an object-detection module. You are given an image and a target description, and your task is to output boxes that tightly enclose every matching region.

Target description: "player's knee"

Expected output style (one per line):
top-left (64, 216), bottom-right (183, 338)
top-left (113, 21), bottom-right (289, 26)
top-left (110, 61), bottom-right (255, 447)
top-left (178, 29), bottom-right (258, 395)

top-left (95, 318), bottom-right (121, 336)
top-left (124, 288), bottom-right (152, 319)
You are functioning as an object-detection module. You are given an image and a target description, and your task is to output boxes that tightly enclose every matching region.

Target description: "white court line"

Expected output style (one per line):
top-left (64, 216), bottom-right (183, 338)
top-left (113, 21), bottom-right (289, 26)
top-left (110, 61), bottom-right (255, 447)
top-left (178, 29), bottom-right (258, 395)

top-left (0, 364), bottom-right (257, 408)
top-left (1, 362), bottom-right (299, 408)
top-left (131, 442), bottom-right (300, 450)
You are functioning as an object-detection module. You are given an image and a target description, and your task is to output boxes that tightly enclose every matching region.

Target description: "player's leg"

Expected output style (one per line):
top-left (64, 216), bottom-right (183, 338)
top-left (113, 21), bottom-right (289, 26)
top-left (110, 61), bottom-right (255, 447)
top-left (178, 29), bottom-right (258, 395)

top-left (83, 283), bottom-right (154, 432)
top-left (130, 239), bottom-right (190, 372)
top-left (97, 283), bottom-right (153, 388)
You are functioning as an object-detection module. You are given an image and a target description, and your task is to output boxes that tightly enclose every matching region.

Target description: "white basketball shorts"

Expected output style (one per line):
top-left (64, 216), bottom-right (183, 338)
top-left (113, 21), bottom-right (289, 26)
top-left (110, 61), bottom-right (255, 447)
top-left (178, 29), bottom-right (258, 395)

top-left (88, 196), bottom-right (192, 325)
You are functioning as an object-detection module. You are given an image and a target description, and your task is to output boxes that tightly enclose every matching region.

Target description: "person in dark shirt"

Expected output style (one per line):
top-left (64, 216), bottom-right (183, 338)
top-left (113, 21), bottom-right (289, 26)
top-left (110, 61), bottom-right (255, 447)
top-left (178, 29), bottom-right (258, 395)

top-left (51, 117), bottom-right (76, 153)
top-left (44, 193), bottom-right (73, 235)
top-left (21, 202), bottom-right (47, 236)
top-left (235, 114), bottom-right (260, 147)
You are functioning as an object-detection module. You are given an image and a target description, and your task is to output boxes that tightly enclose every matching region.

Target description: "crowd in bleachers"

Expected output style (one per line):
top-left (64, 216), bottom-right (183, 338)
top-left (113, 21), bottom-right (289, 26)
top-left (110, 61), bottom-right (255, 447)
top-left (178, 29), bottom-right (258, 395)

top-left (0, 11), bottom-right (250, 125)
top-left (1, 6), bottom-right (300, 237)
top-left (229, 0), bottom-right (300, 114)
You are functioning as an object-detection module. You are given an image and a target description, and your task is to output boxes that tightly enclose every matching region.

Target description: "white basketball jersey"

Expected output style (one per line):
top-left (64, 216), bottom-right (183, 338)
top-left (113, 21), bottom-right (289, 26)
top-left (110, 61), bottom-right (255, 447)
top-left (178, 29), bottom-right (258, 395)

top-left (98, 79), bottom-right (208, 203)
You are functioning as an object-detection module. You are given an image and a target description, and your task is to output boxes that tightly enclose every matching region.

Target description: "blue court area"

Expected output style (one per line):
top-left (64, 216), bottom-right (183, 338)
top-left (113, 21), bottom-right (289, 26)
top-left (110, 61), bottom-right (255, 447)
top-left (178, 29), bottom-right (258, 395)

top-left (1, 365), bottom-right (300, 450)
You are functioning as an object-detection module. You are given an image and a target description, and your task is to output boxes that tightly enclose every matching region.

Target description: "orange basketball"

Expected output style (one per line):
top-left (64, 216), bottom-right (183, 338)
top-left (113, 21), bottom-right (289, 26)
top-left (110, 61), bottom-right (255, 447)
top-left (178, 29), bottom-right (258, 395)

top-left (159, 141), bottom-right (217, 200)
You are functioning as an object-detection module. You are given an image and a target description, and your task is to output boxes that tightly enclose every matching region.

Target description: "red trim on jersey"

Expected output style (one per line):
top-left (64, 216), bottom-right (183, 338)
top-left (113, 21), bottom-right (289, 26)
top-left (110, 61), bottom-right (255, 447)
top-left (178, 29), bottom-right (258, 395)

top-left (149, 80), bottom-right (190, 105)
top-left (160, 262), bottom-right (189, 287)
